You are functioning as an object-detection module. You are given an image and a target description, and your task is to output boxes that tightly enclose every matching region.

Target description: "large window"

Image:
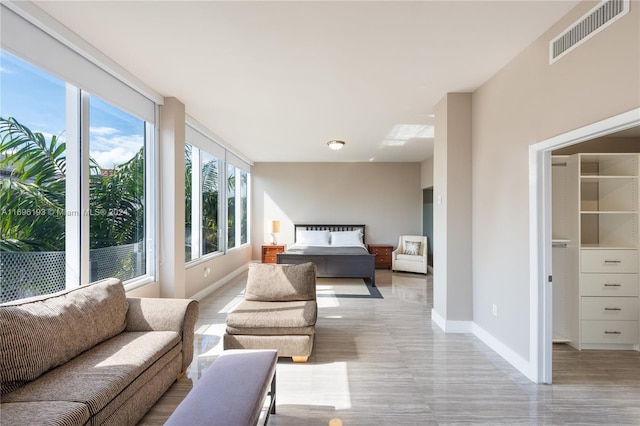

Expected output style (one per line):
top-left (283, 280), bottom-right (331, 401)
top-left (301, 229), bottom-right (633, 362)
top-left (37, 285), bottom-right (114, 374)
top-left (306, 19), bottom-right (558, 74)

top-left (227, 163), bottom-right (236, 250)
top-left (202, 151), bottom-right (220, 255)
top-left (0, 49), bottom-right (155, 303)
top-left (0, 51), bottom-right (67, 301)
top-left (185, 124), bottom-right (250, 263)
top-left (88, 95), bottom-right (147, 282)
top-left (240, 169), bottom-right (248, 245)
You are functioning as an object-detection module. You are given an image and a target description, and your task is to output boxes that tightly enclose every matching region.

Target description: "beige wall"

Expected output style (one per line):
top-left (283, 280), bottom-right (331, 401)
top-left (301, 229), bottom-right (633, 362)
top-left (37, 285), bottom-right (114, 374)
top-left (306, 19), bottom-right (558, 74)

top-left (471, 1), bottom-right (640, 359)
top-left (433, 93), bottom-right (473, 326)
top-left (251, 162), bottom-right (422, 258)
top-left (421, 156), bottom-right (434, 189)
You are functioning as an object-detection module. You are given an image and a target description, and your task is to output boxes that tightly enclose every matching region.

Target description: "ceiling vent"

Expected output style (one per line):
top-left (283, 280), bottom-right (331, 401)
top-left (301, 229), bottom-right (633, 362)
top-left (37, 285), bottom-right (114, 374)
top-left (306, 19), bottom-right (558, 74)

top-left (549, 0), bottom-right (629, 64)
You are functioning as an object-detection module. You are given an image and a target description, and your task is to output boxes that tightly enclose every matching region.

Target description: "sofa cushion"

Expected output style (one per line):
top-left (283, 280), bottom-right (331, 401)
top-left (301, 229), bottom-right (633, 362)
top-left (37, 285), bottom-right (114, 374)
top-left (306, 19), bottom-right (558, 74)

top-left (0, 278), bottom-right (128, 395)
top-left (244, 262), bottom-right (316, 302)
top-left (1, 401), bottom-right (90, 426)
top-left (226, 300), bottom-right (317, 335)
top-left (2, 331), bottom-right (180, 419)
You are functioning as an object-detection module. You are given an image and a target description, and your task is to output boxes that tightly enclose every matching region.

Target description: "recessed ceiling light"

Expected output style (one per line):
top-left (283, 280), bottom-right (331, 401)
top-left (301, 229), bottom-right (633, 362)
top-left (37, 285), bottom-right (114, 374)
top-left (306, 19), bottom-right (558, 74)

top-left (327, 140), bottom-right (346, 150)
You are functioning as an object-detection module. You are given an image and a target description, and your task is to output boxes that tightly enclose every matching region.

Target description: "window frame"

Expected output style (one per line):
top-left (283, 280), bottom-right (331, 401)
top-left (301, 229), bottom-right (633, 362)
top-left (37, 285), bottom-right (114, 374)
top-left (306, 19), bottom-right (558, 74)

top-left (185, 122), bottom-right (251, 266)
top-left (1, 9), bottom-right (159, 293)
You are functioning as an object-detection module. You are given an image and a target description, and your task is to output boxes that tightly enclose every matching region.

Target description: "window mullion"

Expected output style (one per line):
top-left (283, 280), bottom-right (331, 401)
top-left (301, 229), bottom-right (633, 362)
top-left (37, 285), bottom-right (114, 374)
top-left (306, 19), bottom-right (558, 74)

top-left (146, 121), bottom-right (156, 279)
top-left (79, 91), bottom-right (91, 285)
top-left (235, 167), bottom-right (241, 245)
top-left (192, 148), bottom-right (201, 260)
top-left (65, 84), bottom-right (81, 288)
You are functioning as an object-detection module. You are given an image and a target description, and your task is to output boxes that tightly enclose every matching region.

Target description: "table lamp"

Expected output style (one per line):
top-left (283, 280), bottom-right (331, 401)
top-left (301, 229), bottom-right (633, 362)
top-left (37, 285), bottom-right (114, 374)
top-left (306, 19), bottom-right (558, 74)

top-left (270, 220), bottom-right (280, 245)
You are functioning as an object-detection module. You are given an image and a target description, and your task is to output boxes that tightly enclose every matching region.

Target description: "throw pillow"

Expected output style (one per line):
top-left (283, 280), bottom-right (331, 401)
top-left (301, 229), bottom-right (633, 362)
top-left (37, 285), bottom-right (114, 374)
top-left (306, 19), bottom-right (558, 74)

top-left (404, 241), bottom-right (421, 256)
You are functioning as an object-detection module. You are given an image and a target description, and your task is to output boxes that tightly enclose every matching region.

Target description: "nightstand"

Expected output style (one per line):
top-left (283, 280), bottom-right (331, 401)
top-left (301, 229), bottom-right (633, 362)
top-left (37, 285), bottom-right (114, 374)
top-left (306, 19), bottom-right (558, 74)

top-left (368, 244), bottom-right (393, 269)
top-left (261, 244), bottom-right (286, 263)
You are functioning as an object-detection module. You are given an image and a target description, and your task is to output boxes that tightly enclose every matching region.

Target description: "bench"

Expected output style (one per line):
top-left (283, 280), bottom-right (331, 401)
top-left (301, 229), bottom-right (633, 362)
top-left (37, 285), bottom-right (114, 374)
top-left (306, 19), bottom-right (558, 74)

top-left (165, 349), bottom-right (277, 426)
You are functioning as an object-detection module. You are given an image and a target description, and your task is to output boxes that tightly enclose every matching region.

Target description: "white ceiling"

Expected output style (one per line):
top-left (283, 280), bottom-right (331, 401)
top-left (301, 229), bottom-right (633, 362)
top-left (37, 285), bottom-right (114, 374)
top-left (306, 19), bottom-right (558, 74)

top-left (34, 0), bottom-right (580, 163)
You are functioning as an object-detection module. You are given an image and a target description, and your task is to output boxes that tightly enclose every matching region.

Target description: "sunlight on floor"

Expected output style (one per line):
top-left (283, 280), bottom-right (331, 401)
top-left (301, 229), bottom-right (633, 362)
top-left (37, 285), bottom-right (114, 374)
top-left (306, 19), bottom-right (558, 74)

top-left (278, 361), bottom-right (352, 410)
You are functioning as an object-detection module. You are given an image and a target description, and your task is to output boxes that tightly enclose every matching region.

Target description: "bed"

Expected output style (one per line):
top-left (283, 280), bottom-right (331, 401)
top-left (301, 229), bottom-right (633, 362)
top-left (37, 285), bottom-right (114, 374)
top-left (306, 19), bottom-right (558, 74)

top-left (276, 224), bottom-right (376, 286)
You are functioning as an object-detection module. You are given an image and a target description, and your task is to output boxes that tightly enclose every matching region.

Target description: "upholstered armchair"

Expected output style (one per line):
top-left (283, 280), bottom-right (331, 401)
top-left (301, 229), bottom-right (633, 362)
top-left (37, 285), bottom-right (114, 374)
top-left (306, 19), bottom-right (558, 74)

top-left (392, 235), bottom-right (428, 274)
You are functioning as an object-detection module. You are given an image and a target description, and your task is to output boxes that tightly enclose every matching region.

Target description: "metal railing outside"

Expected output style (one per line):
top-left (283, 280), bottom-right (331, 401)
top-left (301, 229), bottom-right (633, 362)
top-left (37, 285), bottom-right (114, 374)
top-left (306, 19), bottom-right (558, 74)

top-left (0, 242), bottom-right (145, 303)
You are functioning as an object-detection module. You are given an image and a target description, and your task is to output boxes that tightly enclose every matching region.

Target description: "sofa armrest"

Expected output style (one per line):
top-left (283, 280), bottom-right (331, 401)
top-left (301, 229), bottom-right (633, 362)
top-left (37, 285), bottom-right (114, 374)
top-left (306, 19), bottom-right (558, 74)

top-left (126, 298), bottom-right (199, 372)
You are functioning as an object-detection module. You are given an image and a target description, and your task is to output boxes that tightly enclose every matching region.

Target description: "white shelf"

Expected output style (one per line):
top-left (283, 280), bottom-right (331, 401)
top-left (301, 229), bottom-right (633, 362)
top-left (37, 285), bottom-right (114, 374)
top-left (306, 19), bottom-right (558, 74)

top-left (580, 211), bottom-right (638, 214)
top-left (580, 244), bottom-right (638, 249)
top-left (580, 175), bottom-right (638, 182)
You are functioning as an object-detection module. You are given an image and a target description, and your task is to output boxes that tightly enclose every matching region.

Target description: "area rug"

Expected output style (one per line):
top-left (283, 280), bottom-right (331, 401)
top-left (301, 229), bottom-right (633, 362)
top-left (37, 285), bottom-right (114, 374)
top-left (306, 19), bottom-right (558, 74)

top-left (316, 278), bottom-right (382, 299)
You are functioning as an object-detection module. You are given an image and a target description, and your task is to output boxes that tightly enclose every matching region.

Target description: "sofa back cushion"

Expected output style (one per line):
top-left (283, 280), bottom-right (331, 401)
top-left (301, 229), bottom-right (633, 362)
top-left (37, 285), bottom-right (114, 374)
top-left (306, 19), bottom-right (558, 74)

top-left (0, 278), bottom-right (128, 395)
top-left (244, 262), bottom-right (316, 302)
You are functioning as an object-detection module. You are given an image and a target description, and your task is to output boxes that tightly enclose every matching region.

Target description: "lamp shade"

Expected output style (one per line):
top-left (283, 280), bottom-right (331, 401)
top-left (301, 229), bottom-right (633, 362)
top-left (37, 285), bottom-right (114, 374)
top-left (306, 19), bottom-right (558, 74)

top-left (271, 220), bottom-right (281, 233)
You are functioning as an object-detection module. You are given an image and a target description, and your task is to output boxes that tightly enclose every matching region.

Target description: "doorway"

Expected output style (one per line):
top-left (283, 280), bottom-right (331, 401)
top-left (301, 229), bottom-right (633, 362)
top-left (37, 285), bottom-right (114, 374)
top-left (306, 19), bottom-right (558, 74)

top-left (423, 188), bottom-right (434, 267)
top-left (530, 108), bottom-right (640, 384)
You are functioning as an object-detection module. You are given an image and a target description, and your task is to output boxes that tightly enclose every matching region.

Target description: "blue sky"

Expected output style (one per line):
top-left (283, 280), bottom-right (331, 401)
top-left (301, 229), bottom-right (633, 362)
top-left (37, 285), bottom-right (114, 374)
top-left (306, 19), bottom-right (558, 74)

top-left (1, 50), bottom-right (144, 169)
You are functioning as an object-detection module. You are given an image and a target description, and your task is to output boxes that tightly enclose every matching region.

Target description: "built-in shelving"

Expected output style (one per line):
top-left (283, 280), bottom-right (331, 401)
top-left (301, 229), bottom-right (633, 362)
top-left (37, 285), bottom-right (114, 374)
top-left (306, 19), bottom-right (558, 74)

top-left (552, 153), bottom-right (640, 351)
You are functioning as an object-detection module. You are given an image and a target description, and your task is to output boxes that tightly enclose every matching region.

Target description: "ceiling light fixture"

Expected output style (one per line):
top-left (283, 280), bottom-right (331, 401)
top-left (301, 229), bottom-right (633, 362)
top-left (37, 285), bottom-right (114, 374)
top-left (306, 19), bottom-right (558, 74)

top-left (327, 140), bottom-right (346, 150)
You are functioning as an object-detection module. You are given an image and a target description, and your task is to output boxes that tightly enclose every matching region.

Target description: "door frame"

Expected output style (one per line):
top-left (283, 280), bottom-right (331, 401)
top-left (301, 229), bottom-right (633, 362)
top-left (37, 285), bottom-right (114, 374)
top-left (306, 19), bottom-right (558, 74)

top-left (529, 108), bottom-right (640, 384)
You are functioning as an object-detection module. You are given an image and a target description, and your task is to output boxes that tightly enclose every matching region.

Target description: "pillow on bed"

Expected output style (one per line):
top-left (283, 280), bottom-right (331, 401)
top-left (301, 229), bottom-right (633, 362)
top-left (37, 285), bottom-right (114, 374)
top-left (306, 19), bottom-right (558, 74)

top-left (404, 241), bottom-right (422, 256)
top-left (296, 230), bottom-right (330, 245)
top-left (330, 230), bottom-right (363, 246)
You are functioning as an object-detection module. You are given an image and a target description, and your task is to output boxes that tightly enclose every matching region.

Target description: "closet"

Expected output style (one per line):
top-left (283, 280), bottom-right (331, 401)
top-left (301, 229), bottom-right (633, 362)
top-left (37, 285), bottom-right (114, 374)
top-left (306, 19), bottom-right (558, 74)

top-left (552, 153), bottom-right (640, 350)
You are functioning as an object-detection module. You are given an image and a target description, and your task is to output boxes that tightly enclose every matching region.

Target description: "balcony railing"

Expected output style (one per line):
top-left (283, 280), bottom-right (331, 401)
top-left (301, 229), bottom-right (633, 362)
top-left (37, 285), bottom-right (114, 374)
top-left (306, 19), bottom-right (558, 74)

top-left (0, 242), bottom-right (145, 303)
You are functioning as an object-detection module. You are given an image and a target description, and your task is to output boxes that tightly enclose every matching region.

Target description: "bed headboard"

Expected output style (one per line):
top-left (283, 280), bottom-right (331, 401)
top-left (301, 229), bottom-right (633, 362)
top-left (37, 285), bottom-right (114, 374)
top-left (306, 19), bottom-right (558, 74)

top-left (294, 224), bottom-right (366, 244)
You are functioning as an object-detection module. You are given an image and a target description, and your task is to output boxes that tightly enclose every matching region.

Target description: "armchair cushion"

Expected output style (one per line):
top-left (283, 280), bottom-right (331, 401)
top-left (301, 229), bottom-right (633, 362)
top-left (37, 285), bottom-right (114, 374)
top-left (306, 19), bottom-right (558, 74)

top-left (245, 262), bottom-right (316, 302)
top-left (225, 300), bottom-right (317, 335)
top-left (396, 254), bottom-right (423, 262)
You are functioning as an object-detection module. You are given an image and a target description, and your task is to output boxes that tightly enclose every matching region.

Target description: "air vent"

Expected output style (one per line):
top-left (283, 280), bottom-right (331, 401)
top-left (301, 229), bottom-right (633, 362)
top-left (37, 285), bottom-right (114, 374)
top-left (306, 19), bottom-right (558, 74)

top-left (550, 0), bottom-right (629, 64)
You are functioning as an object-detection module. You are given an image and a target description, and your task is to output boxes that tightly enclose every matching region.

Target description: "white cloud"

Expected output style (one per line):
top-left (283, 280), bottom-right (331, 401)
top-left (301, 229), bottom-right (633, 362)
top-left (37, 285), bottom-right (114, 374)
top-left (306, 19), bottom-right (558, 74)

top-left (90, 126), bottom-right (119, 136)
top-left (90, 134), bottom-right (143, 169)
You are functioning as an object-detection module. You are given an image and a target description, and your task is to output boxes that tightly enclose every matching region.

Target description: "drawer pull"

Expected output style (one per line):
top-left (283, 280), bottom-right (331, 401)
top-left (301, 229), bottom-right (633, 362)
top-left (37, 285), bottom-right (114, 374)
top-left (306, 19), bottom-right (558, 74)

top-left (603, 283), bottom-right (621, 287)
top-left (604, 307), bottom-right (622, 311)
top-left (604, 331), bottom-right (622, 335)
top-left (603, 260), bottom-right (622, 264)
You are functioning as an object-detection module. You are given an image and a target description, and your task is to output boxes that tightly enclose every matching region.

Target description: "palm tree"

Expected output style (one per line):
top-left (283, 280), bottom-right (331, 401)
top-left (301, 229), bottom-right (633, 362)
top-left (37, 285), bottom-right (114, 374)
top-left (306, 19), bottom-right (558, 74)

top-left (0, 117), bottom-right (66, 251)
top-left (89, 147), bottom-right (145, 249)
top-left (1, 116), bottom-right (145, 251)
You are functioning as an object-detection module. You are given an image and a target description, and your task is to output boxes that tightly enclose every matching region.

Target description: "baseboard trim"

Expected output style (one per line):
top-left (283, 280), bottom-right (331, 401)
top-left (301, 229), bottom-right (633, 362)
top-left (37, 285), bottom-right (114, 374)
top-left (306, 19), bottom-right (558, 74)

top-left (472, 323), bottom-right (535, 381)
top-left (190, 262), bottom-right (251, 301)
top-left (431, 309), bottom-right (473, 333)
top-left (431, 309), bottom-right (535, 381)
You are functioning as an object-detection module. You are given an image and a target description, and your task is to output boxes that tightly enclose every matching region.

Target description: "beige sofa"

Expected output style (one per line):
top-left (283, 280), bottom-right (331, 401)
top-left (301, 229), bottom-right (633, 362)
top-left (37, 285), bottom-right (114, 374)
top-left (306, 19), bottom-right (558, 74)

top-left (0, 278), bottom-right (198, 426)
top-left (224, 262), bottom-right (317, 362)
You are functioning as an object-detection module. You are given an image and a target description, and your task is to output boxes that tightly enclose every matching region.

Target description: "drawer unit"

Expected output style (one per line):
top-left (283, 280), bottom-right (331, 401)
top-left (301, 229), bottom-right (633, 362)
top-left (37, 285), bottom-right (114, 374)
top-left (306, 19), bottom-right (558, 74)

top-left (581, 297), bottom-right (639, 321)
top-left (580, 249), bottom-right (639, 273)
top-left (581, 320), bottom-right (640, 345)
top-left (261, 244), bottom-right (286, 264)
top-left (368, 244), bottom-right (392, 269)
top-left (580, 273), bottom-right (639, 296)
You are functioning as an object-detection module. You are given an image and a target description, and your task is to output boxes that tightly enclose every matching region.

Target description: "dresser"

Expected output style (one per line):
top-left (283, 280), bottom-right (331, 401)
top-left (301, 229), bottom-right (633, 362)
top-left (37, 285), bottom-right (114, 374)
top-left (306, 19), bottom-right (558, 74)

top-left (580, 249), bottom-right (639, 347)
top-left (261, 244), bottom-right (286, 264)
top-left (368, 244), bottom-right (392, 269)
